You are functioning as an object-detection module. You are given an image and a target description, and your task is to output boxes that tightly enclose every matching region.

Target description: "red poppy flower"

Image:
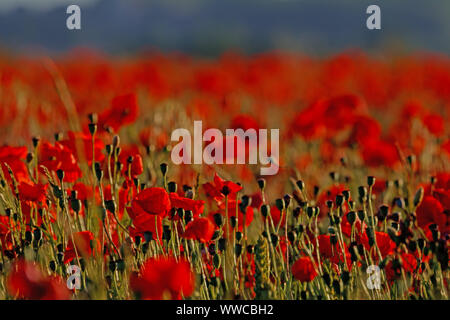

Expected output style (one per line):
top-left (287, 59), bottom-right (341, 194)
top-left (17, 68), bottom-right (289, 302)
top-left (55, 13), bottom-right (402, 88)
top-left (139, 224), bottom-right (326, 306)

top-left (169, 192), bottom-right (205, 218)
top-left (64, 231), bottom-right (100, 264)
top-left (98, 93), bottom-right (138, 132)
top-left (18, 182), bottom-right (47, 203)
top-left (422, 113), bottom-right (444, 137)
top-left (129, 256), bottom-right (195, 300)
top-left (292, 257), bottom-right (318, 282)
top-left (131, 187), bottom-right (171, 217)
top-left (0, 145), bottom-right (29, 182)
top-left (183, 217), bottom-right (215, 243)
top-left (360, 231), bottom-right (396, 259)
top-left (127, 205), bottom-right (163, 242)
top-left (416, 196), bottom-right (446, 234)
top-left (59, 131), bottom-right (105, 165)
top-left (7, 260), bottom-right (71, 300)
top-left (360, 139), bottom-right (400, 168)
top-left (38, 141), bottom-right (82, 182)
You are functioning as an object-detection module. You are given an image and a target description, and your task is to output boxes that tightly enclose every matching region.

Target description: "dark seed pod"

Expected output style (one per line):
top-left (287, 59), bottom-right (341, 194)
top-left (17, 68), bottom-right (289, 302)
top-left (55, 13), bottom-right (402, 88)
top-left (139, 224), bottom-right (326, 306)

top-left (160, 163), bottom-right (168, 176)
top-left (184, 210), bottom-right (193, 224)
top-left (213, 213), bottom-right (223, 227)
top-left (143, 231), bottom-right (153, 243)
top-left (235, 244), bottom-right (242, 257)
top-left (275, 198), bottom-right (285, 211)
top-left (94, 162), bottom-right (103, 181)
top-left (260, 204), bottom-right (270, 218)
top-left (218, 238), bottom-right (226, 252)
top-left (346, 211), bottom-right (356, 225)
top-left (296, 180), bottom-right (305, 191)
top-left (357, 210), bottom-right (366, 222)
top-left (208, 243), bottom-right (216, 255)
top-left (230, 216), bottom-right (237, 229)
top-left (367, 176), bottom-right (376, 187)
top-left (246, 245), bottom-right (254, 254)
top-left (49, 261), bottom-right (57, 272)
top-left (257, 178), bottom-right (266, 190)
top-left (293, 207), bottom-right (301, 218)
top-left (270, 233), bottom-right (279, 247)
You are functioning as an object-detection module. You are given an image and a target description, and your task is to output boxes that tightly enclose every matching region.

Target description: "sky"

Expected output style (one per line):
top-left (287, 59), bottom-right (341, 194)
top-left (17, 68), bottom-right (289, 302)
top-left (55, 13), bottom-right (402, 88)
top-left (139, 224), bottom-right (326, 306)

top-left (0, 0), bottom-right (448, 56)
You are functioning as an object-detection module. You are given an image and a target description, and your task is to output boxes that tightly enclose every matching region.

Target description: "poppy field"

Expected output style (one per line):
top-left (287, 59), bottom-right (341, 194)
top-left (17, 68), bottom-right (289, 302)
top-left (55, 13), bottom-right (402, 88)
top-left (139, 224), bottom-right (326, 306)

top-left (0, 51), bottom-right (449, 300)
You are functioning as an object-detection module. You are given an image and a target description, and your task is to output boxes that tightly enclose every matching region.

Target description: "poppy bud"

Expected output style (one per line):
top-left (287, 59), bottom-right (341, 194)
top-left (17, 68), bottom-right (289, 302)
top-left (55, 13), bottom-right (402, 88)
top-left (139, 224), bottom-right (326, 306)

top-left (213, 213), bottom-right (223, 227)
top-left (5, 208), bottom-right (11, 217)
top-left (413, 187), bottom-right (424, 207)
top-left (329, 171), bottom-right (339, 182)
top-left (378, 205), bottom-right (389, 221)
top-left (357, 210), bottom-right (366, 221)
top-left (257, 178), bottom-right (266, 190)
top-left (394, 179), bottom-right (404, 189)
top-left (293, 207), bottom-right (301, 218)
top-left (218, 238), bottom-right (226, 251)
top-left (134, 236), bottom-right (141, 246)
top-left (322, 272), bottom-right (331, 286)
top-left (296, 180), bottom-right (305, 191)
top-left (346, 211), bottom-right (356, 225)
top-left (417, 238), bottom-right (425, 250)
top-left (94, 162), bottom-right (103, 181)
top-left (330, 235), bottom-right (338, 245)
top-left (230, 216), bottom-right (237, 228)
top-left (32, 136), bottom-right (40, 148)
top-left (306, 206), bottom-right (314, 218)
top-left (143, 231), bottom-right (153, 243)
top-left (112, 135), bottom-right (120, 148)
top-left (297, 224), bottom-right (304, 234)
top-left (105, 144), bottom-right (112, 155)
top-left (275, 198), bottom-right (285, 211)
top-left (168, 181), bottom-right (177, 193)
top-left (117, 260), bottom-right (125, 272)
top-left (367, 176), bottom-right (376, 187)
top-left (241, 195), bottom-right (251, 207)
top-left (56, 169), bottom-right (64, 182)
top-left (287, 231), bottom-right (296, 243)
top-left (283, 194), bottom-right (292, 207)
top-left (109, 260), bottom-right (117, 272)
top-left (313, 186), bottom-right (320, 197)
top-left (236, 231), bottom-right (243, 242)
top-left (25, 230), bottom-right (33, 243)
top-left (208, 243), bottom-right (216, 255)
top-left (33, 228), bottom-right (42, 241)
top-left (115, 147), bottom-right (122, 158)
top-left (105, 200), bottom-right (116, 214)
top-left (88, 113), bottom-right (98, 124)
top-left (408, 240), bottom-right (417, 252)
top-left (270, 234), bottom-right (279, 246)
top-left (335, 194), bottom-right (344, 207)
top-left (235, 244), bottom-right (242, 257)
top-left (332, 279), bottom-right (341, 295)
top-left (49, 260), bottom-right (56, 272)
top-left (160, 163), bottom-right (168, 176)
top-left (247, 245), bottom-right (254, 254)
top-left (116, 161), bottom-right (123, 172)
top-left (88, 123), bottom-right (97, 136)
top-left (26, 152), bottom-right (34, 164)
top-left (358, 186), bottom-right (368, 199)
top-left (54, 132), bottom-right (63, 142)
top-left (213, 254), bottom-right (221, 269)
top-left (261, 204), bottom-right (270, 218)
top-left (177, 208), bottom-right (185, 219)
top-left (184, 210), bottom-right (193, 224)
top-left (221, 186), bottom-right (230, 196)
top-left (163, 225), bottom-right (171, 241)
top-left (341, 271), bottom-right (350, 285)
top-left (342, 190), bottom-right (350, 201)
top-left (326, 200), bottom-right (333, 209)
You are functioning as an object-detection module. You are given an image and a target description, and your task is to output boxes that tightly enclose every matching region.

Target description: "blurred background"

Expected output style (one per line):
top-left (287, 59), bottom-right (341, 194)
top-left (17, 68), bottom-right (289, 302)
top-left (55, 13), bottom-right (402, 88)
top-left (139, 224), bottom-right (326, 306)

top-left (0, 0), bottom-right (448, 56)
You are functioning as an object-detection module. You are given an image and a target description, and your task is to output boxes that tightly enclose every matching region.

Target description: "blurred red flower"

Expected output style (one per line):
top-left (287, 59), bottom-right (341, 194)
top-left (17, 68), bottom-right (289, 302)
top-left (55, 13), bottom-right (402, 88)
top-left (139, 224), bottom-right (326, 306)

top-left (131, 187), bottom-right (171, 217)
top-left (98, 93), bottom-right (138, 132)
top-left (7, 260), bottom-right (71, 300)
top-left (130, 256), bottom-right (195, 300)
top-left (183, 217), bottom-right (215, 243)
top-left (292, 257), bottom-right (318, 282)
